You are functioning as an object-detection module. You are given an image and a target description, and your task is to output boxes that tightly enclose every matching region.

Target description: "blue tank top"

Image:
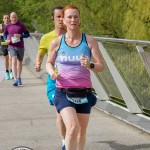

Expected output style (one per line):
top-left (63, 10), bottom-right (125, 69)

top-left (56, 33), bottom-right (92, 88)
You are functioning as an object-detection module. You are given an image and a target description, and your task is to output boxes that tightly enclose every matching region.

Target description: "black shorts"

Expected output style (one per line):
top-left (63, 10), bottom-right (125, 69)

top-left (54, 88), bottom-right (97, 114)
top-left (0, 45), bottom-right (8, 56)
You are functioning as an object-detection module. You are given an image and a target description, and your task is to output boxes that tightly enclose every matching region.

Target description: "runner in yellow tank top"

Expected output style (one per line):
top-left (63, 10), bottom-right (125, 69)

top-left (35, 6), bottom-right (66, 150)
top-left (35, 30), bottom-right (58, 70)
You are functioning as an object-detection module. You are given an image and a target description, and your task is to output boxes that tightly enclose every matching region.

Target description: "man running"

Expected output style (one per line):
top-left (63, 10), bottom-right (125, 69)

top-left (3, 12), bottom-right (30, 86)
top-left (0, 13), bottom-right (13, 80)
top-left (35, 7), bottom-right (66, 150)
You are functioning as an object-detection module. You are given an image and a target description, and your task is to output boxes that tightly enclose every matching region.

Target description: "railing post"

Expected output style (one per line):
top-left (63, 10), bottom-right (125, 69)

top-left (98, 42), bottom-right (142, 113)
top-left (90, 71), bottom-right (109, 101)
top-left (136, 46), bottom-right (150, 76)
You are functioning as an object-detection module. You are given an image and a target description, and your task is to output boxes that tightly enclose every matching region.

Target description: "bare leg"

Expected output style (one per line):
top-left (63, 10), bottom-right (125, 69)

top-left (77, 113), bottom-right (90, 150)
top-left (60, 107), bottom-right (80, 150)
top-left (12, 56), bottom-right (17, 80)
top-left (56, 112), bottom-right (66, 145)
top-left (17, 59), bottom-right (22, 78)
top-left (8, 52), bottom-right (12, 70)
top-left (4, 54), bottom-right (9, 71)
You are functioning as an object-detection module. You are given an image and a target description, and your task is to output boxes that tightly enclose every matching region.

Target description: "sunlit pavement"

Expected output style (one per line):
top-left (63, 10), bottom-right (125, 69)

top-left (0, 65), bottom-right (150, 150)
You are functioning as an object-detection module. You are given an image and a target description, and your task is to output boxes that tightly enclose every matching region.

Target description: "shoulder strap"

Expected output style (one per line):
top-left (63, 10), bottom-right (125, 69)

top-left (56, 35), bottom-right (64, 53)
top-left (82, 33), bottom-right (89, 46)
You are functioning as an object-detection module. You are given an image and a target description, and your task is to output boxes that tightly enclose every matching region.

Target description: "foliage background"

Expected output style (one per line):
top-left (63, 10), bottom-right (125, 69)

top-left (1, 0), bottom-right (150, 40)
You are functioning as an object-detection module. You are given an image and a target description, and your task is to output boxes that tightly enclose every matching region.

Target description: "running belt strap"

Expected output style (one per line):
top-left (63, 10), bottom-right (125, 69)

top-left (60, 88), bottom-right (89, 98)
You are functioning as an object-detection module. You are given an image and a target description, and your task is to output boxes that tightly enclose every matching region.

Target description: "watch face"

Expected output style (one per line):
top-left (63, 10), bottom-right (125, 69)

top-left (90, 63), bottom-right (94, 69)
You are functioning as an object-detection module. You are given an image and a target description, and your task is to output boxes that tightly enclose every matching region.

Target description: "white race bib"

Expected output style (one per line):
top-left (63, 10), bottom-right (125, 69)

top-left (11, 37), bottom-right (20, 43)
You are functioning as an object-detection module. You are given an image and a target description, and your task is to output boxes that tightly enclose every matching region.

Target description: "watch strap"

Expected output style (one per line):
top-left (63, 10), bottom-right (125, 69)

top-left (90, 63), bottom-right (95, 69)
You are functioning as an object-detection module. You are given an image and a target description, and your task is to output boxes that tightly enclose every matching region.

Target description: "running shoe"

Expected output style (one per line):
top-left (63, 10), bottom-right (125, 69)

top-left (13, 80), bottom-right (18, 86)
top-left (9, 72), bottom-right (14, 79)
top-left (5, 72), bottom-right (10, 80)
top-left (62, 145), bottom-right (66, 150)
top-left (17, 77), bottom-right (22, 85)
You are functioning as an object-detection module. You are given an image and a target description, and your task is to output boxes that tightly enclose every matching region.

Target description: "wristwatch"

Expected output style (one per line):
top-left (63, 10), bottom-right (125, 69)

top-left (90, 63), bottom-right (95, 69)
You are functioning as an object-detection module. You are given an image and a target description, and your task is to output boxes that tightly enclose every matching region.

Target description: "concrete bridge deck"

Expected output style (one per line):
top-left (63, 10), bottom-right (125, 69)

top-left (0, 58), bottom-right (150, 150)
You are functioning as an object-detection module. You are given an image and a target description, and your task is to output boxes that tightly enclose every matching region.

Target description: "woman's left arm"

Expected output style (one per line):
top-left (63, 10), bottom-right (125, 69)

top-left (87, 35), bottom-right (104, 72)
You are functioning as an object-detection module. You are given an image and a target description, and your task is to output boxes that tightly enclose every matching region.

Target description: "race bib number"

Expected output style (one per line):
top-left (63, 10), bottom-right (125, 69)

top-left (11, 36), bottom-right (20, 43)
top-left (66, 95), bottom-right (88, 104)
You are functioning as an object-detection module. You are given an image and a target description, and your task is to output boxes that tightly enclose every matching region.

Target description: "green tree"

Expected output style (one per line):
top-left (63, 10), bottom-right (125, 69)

top-left (1, 0), bottom-right (150, 40)
top-left (0, 0), bottom-right (15, 21)
top-left (13, 0), bottom-right (55, 32)
top-left (75, 0), bottom-right (127, 37)
top-left (123, 0), bottom-right (150, 40)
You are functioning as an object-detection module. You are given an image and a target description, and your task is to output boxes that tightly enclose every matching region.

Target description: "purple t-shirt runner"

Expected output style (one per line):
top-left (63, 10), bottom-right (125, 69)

top-left (4, 21), bottom-right (28, 48)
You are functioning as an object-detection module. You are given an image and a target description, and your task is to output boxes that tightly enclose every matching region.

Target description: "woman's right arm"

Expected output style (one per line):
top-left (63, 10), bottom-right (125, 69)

top-left (46, 38), bottom-right (60, 80)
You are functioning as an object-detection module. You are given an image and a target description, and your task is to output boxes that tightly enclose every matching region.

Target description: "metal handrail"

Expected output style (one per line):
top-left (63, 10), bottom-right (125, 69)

top-left (94, 36), bottom-right (150, 45)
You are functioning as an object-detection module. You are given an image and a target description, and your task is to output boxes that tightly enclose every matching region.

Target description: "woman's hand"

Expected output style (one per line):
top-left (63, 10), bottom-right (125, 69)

top-left (14, 34), bottom-right (21, 38)
top-left (50, 72), bottom-right (60, 80)
top-left (80, 54), bottom-right (90, 68)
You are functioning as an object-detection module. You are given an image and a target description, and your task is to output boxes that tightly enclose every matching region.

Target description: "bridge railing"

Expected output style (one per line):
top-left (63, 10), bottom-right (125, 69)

top-left (24, 33), bottom-right (150, 116)
top-left (95, 37), bottom-right (150, 115)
